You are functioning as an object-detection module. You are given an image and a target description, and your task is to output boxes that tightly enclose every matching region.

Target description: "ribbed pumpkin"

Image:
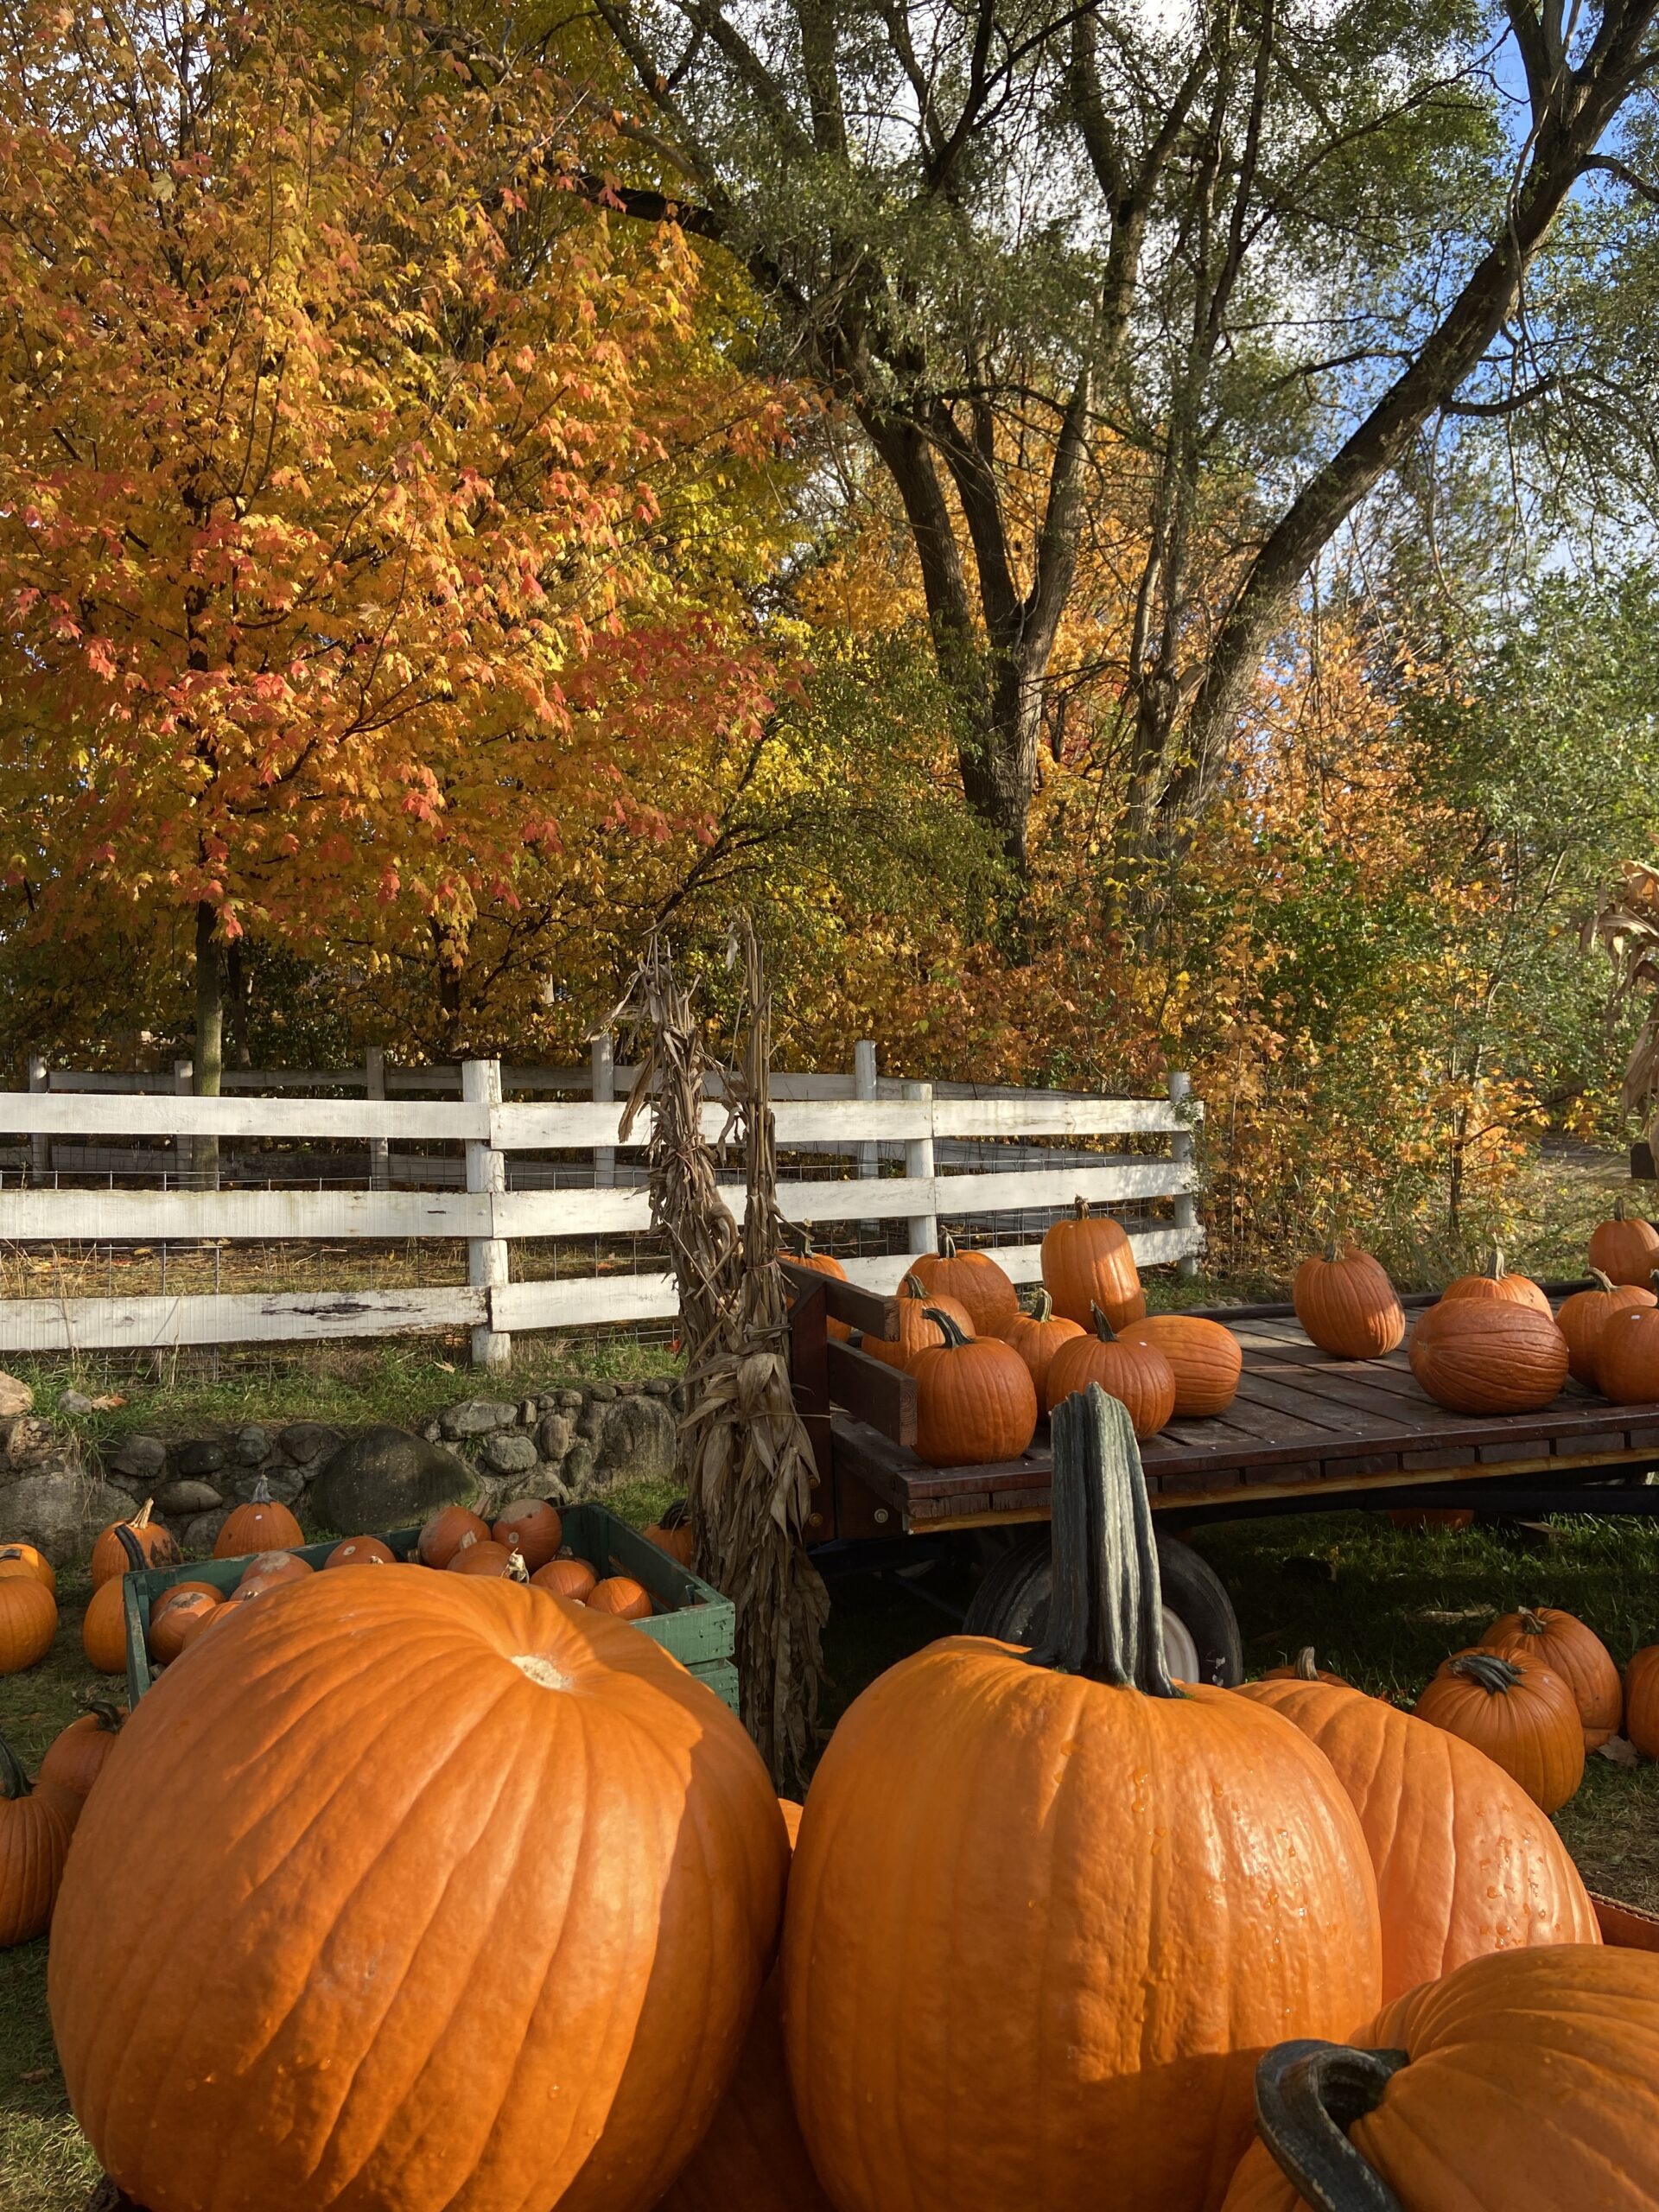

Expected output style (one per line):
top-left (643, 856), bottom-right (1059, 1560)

top-left (1291, 1242), bottom-right (1406, 1359)
top-left (237, 1551), bottom-right (314, 1593)
top-left (446, 1537), bottom-right (525, 1580)
top-left (151, 1580), bottom-right (225, 1621)
top-left (1408, 1298), bottom-right (1568, 1414)
top-left (1482, 1605), bottom-right (1622, 1749)
top-left (416, 1503), bottom-right (490, 1568)
top-left (643, 1504), bottom-right (696, 1570)
top-left (908, 1235), bottom-right (1020, 1337)
top-left (0, 1542), bottom-right (54, 1596)
top-left (213, 1477), bottom-right (303, 1560)
top-left (147, 1589), bottom-right (220, 1666)
top-left (1235, 1675), bottom-right (1599, 2002)
top-left (1262, 1648), bottom-right (1351, 1688)
top-left (81, 1525), bottom-right (143, 1675)
top-left (492, 1498), bottom-right (563, 1573)
top-left (531, 1557), bottom-right (597, 1603)
top-left (1587, 1195), bottom-right (1659, 1287)
top-left (783, 1387), bottom-right (1381, 2212)
top-left (588, 1576), bottom-right (652, 1620)
top-left (1132, 1313), bottom-right (1242, 1416)
top-left (50, 1571), bottom-right (789, 2212)
top-left (1040, 1198), bottom-right (1145, 1330)
top-left (1414, 1647), bottom-right (1584, 1812)
top-left (0, 1574), bottom-right (56, 1675)
top-left (999, 1289), bottom-right (1085, 1412)
top-left (1556, 1268), bottom-right (1656, 1385)
top-left (1218, 1947), bottom-right (1659, 2212)
top-left (38, 1704), bottom-right (125, 1807)
top-left (1596, 1302), bottom-right (1659, 1403)
top-left (90, 1500), bottom-right (180, 1591)
top-left (910, 1311), bottom-right (1039, 1468)
top-left (1440, 1244), bottom-right (1551, 1314)
top-left (1046, 1304), bottom-right (1176, 1439)
top-left (788, 1237), bottom-right (852, 1342)
top-left (858, 1274), bottom-right (976, 1372)
top-left (325, 1535), bottom-right (397, 1569)
top-left (1624, 1644), bottom-right (1659, 1759)
top-left (0, 1730), bottom-right (75, 1948)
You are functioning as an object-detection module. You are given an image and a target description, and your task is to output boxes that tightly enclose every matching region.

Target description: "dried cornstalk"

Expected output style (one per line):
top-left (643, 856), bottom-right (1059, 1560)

top-left (618, 922), bottom-right (827, 1790)
top-left (1585, 861), bottom-right (1659, 1141)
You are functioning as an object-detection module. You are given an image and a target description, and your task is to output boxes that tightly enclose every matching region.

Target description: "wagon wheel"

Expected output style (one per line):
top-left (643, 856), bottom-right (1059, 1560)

top-left (963, 1526), bottom-right (1243, 1686)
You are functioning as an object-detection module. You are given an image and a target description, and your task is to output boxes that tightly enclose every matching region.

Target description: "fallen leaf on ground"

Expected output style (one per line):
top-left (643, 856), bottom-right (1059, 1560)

top-left (1598, 1734), bottom-right (1640, 1767)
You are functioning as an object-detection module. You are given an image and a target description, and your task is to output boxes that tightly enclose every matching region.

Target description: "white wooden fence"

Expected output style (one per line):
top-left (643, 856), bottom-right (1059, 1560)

top-left (0, 1065), bottom-right (1203, 1369)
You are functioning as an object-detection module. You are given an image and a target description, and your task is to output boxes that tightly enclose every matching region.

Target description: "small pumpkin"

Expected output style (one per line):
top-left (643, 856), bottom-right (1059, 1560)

top-left (588, 1575), bottom-right (652, 1620)
top-left (492, 1498), bottom-right (563, 1573)
top-left (1414, 1646), bottom-right (1584, 1812)
top-left (0, 1574), bottom-right (56, 1675)
top-left (910, 1309), bottom-right (1039, 1468)
top-left (1587, 1195), bottom-right (1659, 1287)
top-left (531, 1557), bottom-right (597, 1603)
top-left (1291, 1241), bottom-right (1406, 1359)
top-left (1483, 1605), bottom-right (1623, 1749)
top-left (446, 1537), bottom-right (526, 1580)
top-left (1440, 1243), bottom-right (1552, 1314)
top-left (150, 1580), bottom-right (224, 1624)
top-left (1262, 1647), bottom-right (1351, 1688)
top-left (1408, 1298), bottom-right (1568, 1414)
top-left (787, 1236), bottom-right (852, 1342)
top-left (148, 1589), bottom-right (220, 1666)
top-left (326, 1535), bottom-right (397, 1569)
top-left (1040, 1198), bottom-right (1145, 1330)
top-left (999, 1288), bottom-right (1085, 1412)
top-left (214, 1477), bottom-right (303, 1560)
top-left (90, 1499), bottom-right (179, 1591)
top-left (643, 1500), bottom-right (696, 1569)
top-left (908, 1235), bottom-right (1020, 1337)
top-left (1555, 1267), bottom-right (1656, 1385)
top-left (0, 1730), bottom-right (74, 1947)
top-left (0, 1542), bottom-right (54, 1596)
top-left (38, 1702), bottom-right (125, 1806)
top-left (416, 1503), bottom-right (490, 1569)
top-left (1595, 1302), bottom-right (1659, 1403)
top-left (82, 1526), bottom-right (143, 1675)
top-left (1624, 1644), bottom-right (1659, 1759)
top-left (858, 1274), bottom-right (976, 1372)
top-left (1132, 1313), bottom-right (1242, 1417)
top-left (1046, 1303), bottom-right (1176, 1439)
top-left (237, 1551), bottom-right (314, 1592)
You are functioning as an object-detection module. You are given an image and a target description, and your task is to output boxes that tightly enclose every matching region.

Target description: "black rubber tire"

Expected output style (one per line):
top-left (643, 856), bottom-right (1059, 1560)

top-left (963, 1526), bottom-right (1243, 1687)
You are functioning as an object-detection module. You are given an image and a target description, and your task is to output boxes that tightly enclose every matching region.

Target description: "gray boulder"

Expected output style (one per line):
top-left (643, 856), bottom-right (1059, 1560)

top-left (310, 1427), bottom-right (477, 1535)
top-left (175, 1438), bottom-right (226, 1478)
top-left (232, 1464), bottom-right (302, 1506)
top-left (592, 1395), bottom-right (677, 1487)
top-left (561, 1440), bottom-right (596, 1493)
top-left (0, 1371), bottom-right (32, 1418)
top-left (182, 1506), bottom-right (232, 1555)
top-left (105, 1433), bottom-right (167, 1484)
top-left (233, 1425), bottom-right (270, 1465)
top-left (535, 1413), bottom-right (573, 1465)
top-left (58, 1389), bottom-right (95, 1418)
top-left (480, 1431), bottom-right (539, 1478)
top-left (5, 1470), bottom-right (135, 1567)
top-left (643, 1376), bottom-right (677, 1399)
top-left (2, 1415), bottom-right (69, 1472)
top-left (155, 1479), bottom-right (223, 1518)
top-left (439, 1399), bottom-right (518, 1440)
top-left (278, 1421), bottom-right (341, 1466)
top-left (586, 1382), bottom-right (619, 1405)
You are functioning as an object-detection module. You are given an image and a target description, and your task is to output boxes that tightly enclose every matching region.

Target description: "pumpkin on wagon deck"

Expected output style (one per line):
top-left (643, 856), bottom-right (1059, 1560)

top-left (998, 1288), bottom-right (1084, 1411)
top-left (910, 1309), bottom-right (1038, 1467)
top-left (1587, 1195), bottom-right (1659, 1287)
top-left (49, 1568), bottom-right (789, 2212)
top-left (1440, 1244), bottom-right (1551, 1313)
top-left (1595, 1302), bottom-right (1659, 1403)
top-left (1408, 1298), bottom-right (1568, 1414)
top-left (858, 1274), bottom-right (976, 1372)
top-left (1132, 1312), bottom-right (1242, 1416)
top-left (1555, 1268), bottom-right (1656, 1385)
top-left (1045, 1303), bottom-right (1176, 1438)
top-left (1040, 1197), bottom-right (1145, 1330)
top-left (907, 1234), bottom-right (1020, 1337)
top-left (1291, 1241), bottom-right (1405, 1359)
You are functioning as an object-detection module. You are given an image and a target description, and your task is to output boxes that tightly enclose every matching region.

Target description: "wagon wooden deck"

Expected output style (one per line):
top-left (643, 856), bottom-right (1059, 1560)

top-left (784, 1268), bottom-right (1659, 1540)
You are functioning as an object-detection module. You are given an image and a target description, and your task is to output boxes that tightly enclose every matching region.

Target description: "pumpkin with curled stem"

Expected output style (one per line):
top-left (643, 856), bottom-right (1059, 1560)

top-left (1408, 1300), bottom-right (1568, 1415)
top-left (1040, 1198), bottom-right (1144, 1331)
top-left (1414, 1647), bottom-right (1584, 1813)
top-left (82, 1526), bottom-right (145, 1675)
top-left (1587, 1195), bottom-right (1659, 1287)
top-left (1292, 1242), bottom-right (1405, 1360)
top-left (1045, 1303), bottom-right (1176, 1439)
top-left (1555, 1268), bottom-right (1655, 1386)
top-left (1481, 1605), bottom-right (1622, 1750)
top-left (910, 1309), bottom-right (1038, 1467)
top-left (858, 1274), bottom-right (976, 1373)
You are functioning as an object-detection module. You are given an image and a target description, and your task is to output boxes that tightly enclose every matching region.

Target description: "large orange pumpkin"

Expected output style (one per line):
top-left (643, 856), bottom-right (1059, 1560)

top-left (0, 1731), bottom-right (75, 1948)
top-left (0, 1542), bottom-right (55, 1596)
top-left (1555, 1268), bottom-right (1656, 1385)
top-left (858, 1274), bottom-right (976, 1372)
top-left (910, 1310), bottom-right (1038, 1467)
top-left (1218, 1946), bottom-right (1659, 2212)
top-left (38, 1704), bottom-right (125, 1808)
top-left (1291, 1242), bottom-right (1406, 1359)
top-left (1040, 1198), bottom-right (1145, 1330)
top-left (213, 1477), bottom-right (303, 1560)
top-left (783, 1386), bottom-right (1382, 2212)
top-left (1235, 1675), bottom-right (1599, 2003)
top-left (1482, 1605), bottom-right (1623, 1749)
top-left (998, 1288), bottom-right (1084, 1412)
top-left (1596, 1302), bottom-right (1659, 1403)
top-left (90, 1499), bottom-right (180, 1591)
top-left (1046, 1304), bottom-right (1176, 1438)
top-left (787, 1237), bottom-right (852, 1342)
top-left (1408, 1299), bottom-right (1568, 1414)
top-left (1414, 1646), bottom-right (1584, 1812)
top-left (1132, 1313), bottom-right (1242, 1416)
top-left (907, 1235), bottom-right (1020, 1337)
top-left (1587, 1196), bottom-right (1659, 1287)
top-left (50, 1569), bottom-right (789, 2212)
top-left (1625, 1644), bottom-right (1659, 1758)
top-left (0, 1575), bottom-right (57, 1675)
top-left (1440, 1244), bottom-right (1551, 1314)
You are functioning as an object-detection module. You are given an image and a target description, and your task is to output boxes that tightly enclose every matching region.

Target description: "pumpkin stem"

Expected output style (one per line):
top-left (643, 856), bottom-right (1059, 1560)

top-left (899, 1274), bottom-right (928, 1301)
top-left (505, 1545), bottom-right (529, 1583)
top-left (1613, 1197), bottom-right (1628, 1222)
top-left (1025, 1288), bottom-right (1055, 1323)
top-left (1029, 1383), bottom-right (1177, 1699)
top-left (77, 1697), bottom-right (124, 1734)
top-left (130, 1498), bottom-right (153, 1532)
top-left (1516, 1608), bottom-right (1549, 1635)
top-left (1089, 1300), bottom-right (1119, 1344)
top-left (115, 1524), bottom-right (146, 1577)
top-left (249, 1475), bottom-right (272, 1505)
top-left (0, 1731), bottom-right (32, 1803)
top-left (1322, 1238), bottom-right (1341, 1264)
top-left (1293, 1647), bottom-right (1320, 1680)
top-left (1071, 1197), bottom-right (1091, 1220)
top-left (1589, 1268), bottom-right (1617, 1292)
top-left (1486, 1245), bottom-right (1504, 1280)
top-left (1254, 2039), bottom-right (1410, 2212)
top-left (939, 1232), bottom-right (958, 1259)
top-left (921, 1306), bottom-right (971, 1351)
top-left (1448, 1649), bottom-right (1525, 1694)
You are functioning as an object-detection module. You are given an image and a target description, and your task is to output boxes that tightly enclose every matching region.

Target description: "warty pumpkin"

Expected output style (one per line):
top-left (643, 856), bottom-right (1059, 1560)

top-left (38, 1703), bottom-right (124, 1808)
top-left (588, 1575), bottom-right (652, 1620)
top-left (782, 1385), bottom-right (1382, 2212)
top-left (0, 1574), bottom-right (56, 1675)
top-left (998, 1288), bottom-right (1085, 1412)
top-left (213, 1476), bottom-right (303, 1560)
top-left (492, 1498), bottom-right (563, 1572)
top-left (531, 1557), bottom-right (598, 1603)
top-left (1408, 1298), bottom-right (1568, 1414)
top-left (325, 1535), bottom-right (397, 1568)
top-left (857, 1274), bottom-right (976, 1372)
top-left (0, 1731), bottom-right (74, 1948)
top-left (907, 1234), bottom-right (1020, 1337)
top-left (81, 1526), bottom-right (143, 1675)
top-left (90, 1499), bottom-right (179, 1591)
top-left (1262, 1648), bottom-right (1351, 1688)
top-left (1440, 1244), bottom-right (1551, 1314)
top-left (416, 1503), bottom-right (490, 1568)
top-left (49, 1569), bottom-right (789, 2212)
top-left (910, 1310), bottom-right (1039, 1468)
top-left (786, 1236), bottom-right (852, 1341)
top-left (1482, 1605), bottom-right (1623, 1749)
top-left (1624, 1644), bottom-right (1659, 1759)
top-left (1414, 1646), bottom-right (1584, 1812)
top-left (1133, 1312), bottom-right (1243, 1416)
top-left (1045, 1303), bottom-right (1176, 1439)
top-left (1040, 1197), bottom-right (1145, 1330)
top-left (1291, 1241), bottom-right (1406, 1360)
top-left (1234, 1675), bottom-right (1599, 2003)
top-left (1218, 1946), bottom-right (1659, 2212)
top-left (1555, 1267), bottom-right (1656, 1385)
top-left (0, 1542), bottom-right (54, 1596)
top-left (1587, 1195), bottom-right (1659, 1287)
top-left (1595, 1302), bottom-right (1659, 1403)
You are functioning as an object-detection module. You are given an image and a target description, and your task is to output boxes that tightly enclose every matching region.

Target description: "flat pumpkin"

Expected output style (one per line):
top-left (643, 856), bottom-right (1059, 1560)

top-left (1408, 1299), bottom-right (1567, 1414)
top-left (1440, 1244), bottom-right (1551, 1314)
top-left (998, 1288), bottom-right (1084, 1413)
top-left (1555, 1268), bottom-right (1656, 1386)
top-left (910, 1310), bottom-right (1038, 1468)
top-left (907, 1235), bottom-right (1020, 1338)
top-left (1132, 1313), bottom-right (1242, 1416)
top-left (1414, 1646), bottom-right (1584, 1813)
top-left (1040, 1198), bottom-right (1145, 1330)
top-left (49, 1570), bottom-right (789, 2212)
top-left (1045, 1304), bottom-right (1175, 1439)
top-left (1587, 1196), bottom-right (1659, 1287)
top-left (1482, 1605), bottom-right (1623, 1749)
top-left (1291, 1242), bottom-right (1406, 1360)
top-left (858, 1274), bottom-right (976, 1373)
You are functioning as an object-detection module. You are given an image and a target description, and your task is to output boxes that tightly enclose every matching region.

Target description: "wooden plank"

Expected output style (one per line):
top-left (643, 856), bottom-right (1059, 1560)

top-left (780, 1262), bottom-right (894, 1339)
top-left (0, 1286), bottom-right (480, 1351)
top-left (825, 1339), bottom-right (918, 1446)
top-left (490, 1273), bottom-right (678, 1330)
top-left (0, 1092), bottom-right (481, 1141)
top-left (0, 1188), bottom-right (488, 1242)
top-left (930, 1098), bottom-right (1200, 1137)
top-left (934, 1160), bottom-right (1196, 1210)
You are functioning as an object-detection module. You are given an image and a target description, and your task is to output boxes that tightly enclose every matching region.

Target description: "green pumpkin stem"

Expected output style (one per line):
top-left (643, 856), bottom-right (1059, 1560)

top-left (0, 1732), bottom-right (31, 1803)
top-left (1448, 1649), bottom-right (1525, 1694)
top-left (1485, 1245), bottom-right (1505, 1281)
top-left (1030, 1383), bottom-right (1177, 1700)
top-left (938, 1232), bottom-right (958, 1259)
top-left (1323, 1238), bottom-right (1342, 1264)
top-left (1089, 1300), bottom-right (1119, 1344)
top-left (921, 1306), bottom-right (971, 1350)
top-left (115, 1524), bottom-right (146, 1576)
top-left (1253, 2039), bottom-right (1410, 2212)
top-left (1025, 1288), bottom-right (1055, 1322)
top-left (899, 1274), bottom-right (929, 1300)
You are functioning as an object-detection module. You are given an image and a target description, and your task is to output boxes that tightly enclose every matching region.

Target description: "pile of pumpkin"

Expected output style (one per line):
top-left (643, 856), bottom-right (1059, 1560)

top-left (27, 1381), bottom-right (1659, 2212)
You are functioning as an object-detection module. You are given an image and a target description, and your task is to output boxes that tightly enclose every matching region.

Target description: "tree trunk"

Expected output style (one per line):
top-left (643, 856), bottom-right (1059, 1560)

top-left (193, 900), bottom-right (223, 1190)
top-left (225, 937), bottom-right (253, 1070)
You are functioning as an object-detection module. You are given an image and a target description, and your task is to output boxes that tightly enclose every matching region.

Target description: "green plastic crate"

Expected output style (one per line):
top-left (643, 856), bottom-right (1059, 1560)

top-left (122, 1501), bottom-right (738, 1713)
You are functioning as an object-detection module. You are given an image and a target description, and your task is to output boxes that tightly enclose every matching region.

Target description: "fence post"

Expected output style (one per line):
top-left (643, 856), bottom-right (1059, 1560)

top-left (173, 1059), bottom-right (194, 1186)
top-left (591, 1031), bottom-right (615, 1189)
top-left (1169, 1069), bottom-right (1199, 1280)
top-left (904, 1079), bottom-right (937, 1256)
top-left (365, 1047), bottom-right (390, 1191)
top-left (854, 1039), bottom-right (878, 1179)
top-left (462, 1057), bottom-right (511, 1372)
top-left (26, 1057), bottom-right (48, 1183)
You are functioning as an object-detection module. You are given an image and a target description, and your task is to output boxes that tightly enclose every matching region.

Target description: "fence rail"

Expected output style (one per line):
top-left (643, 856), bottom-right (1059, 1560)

top-left (0, 1061), bottom-right (1204, 1366)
